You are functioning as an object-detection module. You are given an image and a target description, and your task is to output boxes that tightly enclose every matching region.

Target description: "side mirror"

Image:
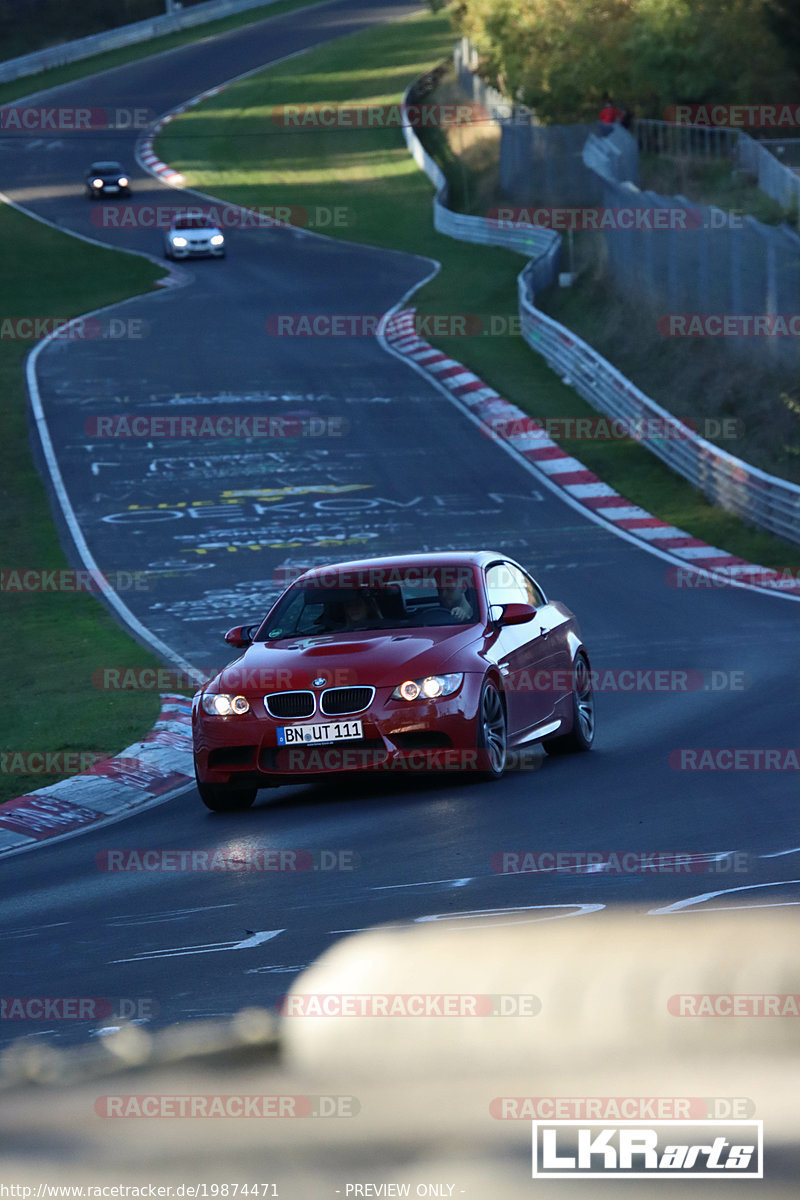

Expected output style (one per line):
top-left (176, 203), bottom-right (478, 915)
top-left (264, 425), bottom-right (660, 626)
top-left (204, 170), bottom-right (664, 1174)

top-left (224, 624), bottom-right (255, 648)
top-left (499, 602), bottom-right (536, 626)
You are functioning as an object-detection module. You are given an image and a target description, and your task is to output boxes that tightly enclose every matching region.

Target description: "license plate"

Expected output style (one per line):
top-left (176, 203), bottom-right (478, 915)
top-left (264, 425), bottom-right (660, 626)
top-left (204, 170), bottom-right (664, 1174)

top-left (105, 185), bottom-right (119, 192)
top-left (277, 720), bottom-right (363, 746)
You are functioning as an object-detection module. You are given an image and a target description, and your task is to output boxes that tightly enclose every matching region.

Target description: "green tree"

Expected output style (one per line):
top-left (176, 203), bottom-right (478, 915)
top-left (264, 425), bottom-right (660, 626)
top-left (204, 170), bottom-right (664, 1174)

top-left (452, 0), bottom-right (799, 122)
top-left (626, 0), bottom-right (797, 114)
top-left (764, 0), bottom-right (800, 77)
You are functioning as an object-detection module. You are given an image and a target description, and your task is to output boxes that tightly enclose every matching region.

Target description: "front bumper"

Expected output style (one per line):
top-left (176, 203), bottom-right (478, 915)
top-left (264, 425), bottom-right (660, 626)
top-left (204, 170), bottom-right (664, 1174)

top-left (193, 676), bottom-right (485, 784)
top-left (167, 241), bottom-right (224, 258)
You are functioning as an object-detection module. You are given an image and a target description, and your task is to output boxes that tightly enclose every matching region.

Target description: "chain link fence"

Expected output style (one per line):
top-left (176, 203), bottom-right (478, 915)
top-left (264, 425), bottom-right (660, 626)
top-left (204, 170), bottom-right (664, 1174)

top-left (586, 123), bottom-right (800, 372)
top-left (453, 39), bottom-right (606, 208)
top-left (403, 51), bottom-right (800, 544)
top-left (452, 42), bottom-right (800, 375)
top-left (516, 262), bottom-right (800, 544)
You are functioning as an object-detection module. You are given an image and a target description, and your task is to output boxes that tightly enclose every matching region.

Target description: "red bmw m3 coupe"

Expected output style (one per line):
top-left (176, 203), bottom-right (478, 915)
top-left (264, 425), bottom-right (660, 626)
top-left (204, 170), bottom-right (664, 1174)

top-left (192, 551), bottom-right (594, 810)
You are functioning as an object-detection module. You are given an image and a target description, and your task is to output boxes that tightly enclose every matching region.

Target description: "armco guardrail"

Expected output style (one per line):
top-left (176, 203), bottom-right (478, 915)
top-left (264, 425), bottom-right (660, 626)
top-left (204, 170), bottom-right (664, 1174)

top-left (0, 0), bottom-right (282, 84)
top-left (403, 60), bottom-right (800, 545)
top-left (517, 266), bottom-right (800, 544)
top-left (400, 80), bottom-right (561, 292)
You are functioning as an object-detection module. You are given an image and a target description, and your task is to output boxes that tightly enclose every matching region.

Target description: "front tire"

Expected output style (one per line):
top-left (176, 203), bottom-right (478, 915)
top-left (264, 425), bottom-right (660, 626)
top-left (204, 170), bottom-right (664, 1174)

top-left (197, 777), bottom-right (257, 812)
top-left (477, 679), bottom-right (507, 779)
top-left (544, 652), bottom-right (595, 755)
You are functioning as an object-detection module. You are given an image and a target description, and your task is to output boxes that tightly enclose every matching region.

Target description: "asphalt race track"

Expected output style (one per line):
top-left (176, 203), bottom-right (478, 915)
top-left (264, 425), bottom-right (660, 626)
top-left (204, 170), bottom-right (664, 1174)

top-left (0, 0), bottom-right (798, 1052)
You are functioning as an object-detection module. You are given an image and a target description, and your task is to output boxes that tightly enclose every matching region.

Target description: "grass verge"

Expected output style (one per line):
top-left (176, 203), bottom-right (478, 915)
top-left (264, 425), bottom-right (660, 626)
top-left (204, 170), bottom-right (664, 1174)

top-left (0, 205), bottom-right (175, 805)
top-left (638, 153), bottom-right (798, 229)
top-left (0, 0), bottom-right (324, 107)
top-left (156, 6), bottom-right (800, 571)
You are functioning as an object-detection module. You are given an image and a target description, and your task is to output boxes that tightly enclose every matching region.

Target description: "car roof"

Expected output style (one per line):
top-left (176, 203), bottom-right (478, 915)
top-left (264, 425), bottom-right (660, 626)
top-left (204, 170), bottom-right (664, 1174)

top-left (297, 551), bottom-right (511, 584)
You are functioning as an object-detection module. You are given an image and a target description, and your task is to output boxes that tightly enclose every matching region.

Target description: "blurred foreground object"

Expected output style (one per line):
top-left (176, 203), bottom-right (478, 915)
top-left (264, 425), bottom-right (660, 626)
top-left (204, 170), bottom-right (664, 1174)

top-left (1, 908), bottom-right (797, 1196)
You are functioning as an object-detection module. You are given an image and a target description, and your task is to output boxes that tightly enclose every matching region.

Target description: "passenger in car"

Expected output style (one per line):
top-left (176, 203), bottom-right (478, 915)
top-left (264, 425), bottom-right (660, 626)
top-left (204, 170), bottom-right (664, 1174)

top-left (342, 591), bottom-right (382, 628)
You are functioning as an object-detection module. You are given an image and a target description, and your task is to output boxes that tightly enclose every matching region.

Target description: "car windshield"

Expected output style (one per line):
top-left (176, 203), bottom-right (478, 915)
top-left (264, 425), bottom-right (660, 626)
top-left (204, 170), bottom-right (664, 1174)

top-left (256, 567), bottom-right (480, 640)
top-left (174, 216), bottom-right (214, 229)
top-left (92, 163), bottom-right (122, 172)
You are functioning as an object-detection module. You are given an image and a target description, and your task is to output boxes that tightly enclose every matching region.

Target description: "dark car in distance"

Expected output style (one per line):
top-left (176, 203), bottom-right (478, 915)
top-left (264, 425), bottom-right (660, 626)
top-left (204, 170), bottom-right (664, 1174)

top-left (85, 161), bottom-right (130, 198)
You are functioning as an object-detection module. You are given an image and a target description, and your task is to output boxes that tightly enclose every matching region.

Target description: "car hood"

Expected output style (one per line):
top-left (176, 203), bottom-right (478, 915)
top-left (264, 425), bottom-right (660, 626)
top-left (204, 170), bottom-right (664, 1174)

top-left (214, 627), bottom-right (484, 694)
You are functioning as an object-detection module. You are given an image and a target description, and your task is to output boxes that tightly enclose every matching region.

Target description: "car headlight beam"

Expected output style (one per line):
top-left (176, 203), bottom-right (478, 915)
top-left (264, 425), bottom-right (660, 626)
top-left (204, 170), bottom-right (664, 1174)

top-left (171, 235), bottom-right (188, 248)
top-left (91, 178), bottom-right (103, 188)
top-left (392, 674), bottom-right (463, 702)
top-left (201, 693), bottom-right (250, 716)
top-left (118, 176), bottom-right (129, 187)
top-left (210, 234), bottom-right (224, 246)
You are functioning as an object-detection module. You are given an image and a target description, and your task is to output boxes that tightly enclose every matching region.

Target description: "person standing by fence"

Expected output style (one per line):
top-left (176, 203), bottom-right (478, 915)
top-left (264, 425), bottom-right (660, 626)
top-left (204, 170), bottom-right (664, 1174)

top-left (598, 93), bottom-right (622, 134)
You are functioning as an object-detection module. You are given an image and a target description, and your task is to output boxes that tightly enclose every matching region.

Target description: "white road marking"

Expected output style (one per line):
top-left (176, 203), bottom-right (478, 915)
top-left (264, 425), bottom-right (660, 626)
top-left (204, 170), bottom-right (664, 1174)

top-left (112, 929), bottom-right (283, 962)
top-left (413, 903), bottom-right (606, 927)
top-left (331, 904), bottom-right (605, 933)
top-left (759, 847), bottom-right (800, 858)
top-left (245, 964), bottom-right (309, 975)
top-left (648, 881), bottom-right (800, 915)
top-left (106, 904), bottom-right (236, 927)
top-left (0, 922), bottom-right (70, 941)
top-left (371, 877), bottom-right (473, 891)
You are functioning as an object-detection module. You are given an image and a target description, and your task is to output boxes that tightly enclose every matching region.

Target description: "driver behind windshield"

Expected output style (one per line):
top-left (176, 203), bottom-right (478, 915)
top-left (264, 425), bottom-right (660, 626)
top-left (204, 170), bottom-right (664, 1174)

top-left (437, 583), bottom-right (473, 621)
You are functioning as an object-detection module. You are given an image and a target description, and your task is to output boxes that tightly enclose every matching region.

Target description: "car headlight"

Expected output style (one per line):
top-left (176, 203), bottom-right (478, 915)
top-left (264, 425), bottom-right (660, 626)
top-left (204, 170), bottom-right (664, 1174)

top-left (201, 693), bottom-right (250, 716)
top-left (392, 674), bottom-right (463, 701)
top-left (118, 176), bottom-right (129, 187)
top-left (210, 234), bottom-right (224, 246)
top-left (171, 236), bottom-right (188, 247)
top-left (91, 178), bottom-right (103, 188)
